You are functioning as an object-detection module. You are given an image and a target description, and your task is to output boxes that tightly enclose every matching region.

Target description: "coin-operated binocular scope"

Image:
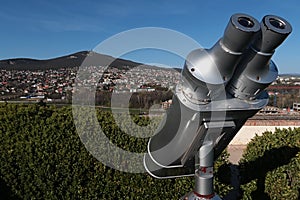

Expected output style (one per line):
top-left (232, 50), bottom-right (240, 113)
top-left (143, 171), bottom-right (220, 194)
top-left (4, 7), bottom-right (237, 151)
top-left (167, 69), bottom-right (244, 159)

top-left (144, 13), bottom-right (292, 199)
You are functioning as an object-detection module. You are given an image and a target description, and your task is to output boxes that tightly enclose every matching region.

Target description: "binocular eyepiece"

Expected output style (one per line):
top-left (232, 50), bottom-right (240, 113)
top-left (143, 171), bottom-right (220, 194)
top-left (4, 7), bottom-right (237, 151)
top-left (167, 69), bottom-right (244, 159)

top-left (227, 14), bottom-right (292, 100)
top-left (181, 13), bottom-right (292, 105)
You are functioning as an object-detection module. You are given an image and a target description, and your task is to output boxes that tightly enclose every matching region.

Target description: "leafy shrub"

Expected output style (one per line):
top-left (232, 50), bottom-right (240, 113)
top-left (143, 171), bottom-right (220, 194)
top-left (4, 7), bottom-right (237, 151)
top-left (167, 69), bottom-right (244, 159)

top-left (214, 151), bottom-right (233, 197)
top-left (0, 103), bottom-right (230, 199)
top-left (239, 128), bottom-right (300, 199)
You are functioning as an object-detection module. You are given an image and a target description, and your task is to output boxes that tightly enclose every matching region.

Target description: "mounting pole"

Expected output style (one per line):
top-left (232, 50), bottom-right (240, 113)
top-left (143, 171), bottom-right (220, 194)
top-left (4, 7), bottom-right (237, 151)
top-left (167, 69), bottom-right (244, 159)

top-left (181, 141), bottom-right (221, 200)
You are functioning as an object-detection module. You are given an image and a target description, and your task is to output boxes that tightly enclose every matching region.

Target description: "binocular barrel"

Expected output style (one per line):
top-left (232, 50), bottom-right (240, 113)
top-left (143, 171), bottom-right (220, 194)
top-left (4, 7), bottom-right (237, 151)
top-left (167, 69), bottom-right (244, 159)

top-left (180, 14), bottom-right (261, 103)
top-left (227, 15), bottom-right (292, 100)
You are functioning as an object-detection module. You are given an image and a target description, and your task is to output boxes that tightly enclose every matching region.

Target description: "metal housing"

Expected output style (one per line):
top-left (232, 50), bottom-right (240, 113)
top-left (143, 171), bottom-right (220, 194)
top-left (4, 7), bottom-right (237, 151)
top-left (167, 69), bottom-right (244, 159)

top-left (144, 13), bottom-right (292, 179)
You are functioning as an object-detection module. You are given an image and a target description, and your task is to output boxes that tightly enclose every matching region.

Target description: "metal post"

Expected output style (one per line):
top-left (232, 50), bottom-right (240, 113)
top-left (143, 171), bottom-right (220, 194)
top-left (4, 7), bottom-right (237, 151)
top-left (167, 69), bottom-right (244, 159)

top-left (181, 142), bottom-right (221, 200)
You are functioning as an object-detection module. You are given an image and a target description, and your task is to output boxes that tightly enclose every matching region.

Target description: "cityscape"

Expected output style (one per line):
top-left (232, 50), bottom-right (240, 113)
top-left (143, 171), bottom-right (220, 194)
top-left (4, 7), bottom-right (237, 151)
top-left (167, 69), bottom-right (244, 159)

top-left (0, 53), bottom-right (179, 105)
top-left (1, 53), bottom-right (300, 113)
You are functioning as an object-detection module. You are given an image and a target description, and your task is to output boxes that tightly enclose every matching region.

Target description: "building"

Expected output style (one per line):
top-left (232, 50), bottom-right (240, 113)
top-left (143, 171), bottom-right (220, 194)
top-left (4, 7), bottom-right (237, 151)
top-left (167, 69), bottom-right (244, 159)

top-left (161, 99), bottom-right (172, 110)
top-left (293, 102), bottom-right (300, 111)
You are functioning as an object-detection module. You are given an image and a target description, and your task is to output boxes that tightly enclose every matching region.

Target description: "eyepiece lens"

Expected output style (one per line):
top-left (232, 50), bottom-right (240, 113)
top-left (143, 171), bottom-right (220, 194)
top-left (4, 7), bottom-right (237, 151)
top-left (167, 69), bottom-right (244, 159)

top-left (269, 18), bottom-right (286, 29)
top-left (238, 17), bottom-right (254, 28)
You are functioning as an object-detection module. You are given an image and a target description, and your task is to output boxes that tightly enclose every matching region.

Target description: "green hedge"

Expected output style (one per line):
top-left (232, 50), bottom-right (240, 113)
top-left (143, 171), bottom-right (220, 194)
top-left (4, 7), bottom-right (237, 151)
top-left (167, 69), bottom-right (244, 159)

top-left (239, 128), bottom-right (300, 199)
top-left (0, 103), bottom-right (231, 199)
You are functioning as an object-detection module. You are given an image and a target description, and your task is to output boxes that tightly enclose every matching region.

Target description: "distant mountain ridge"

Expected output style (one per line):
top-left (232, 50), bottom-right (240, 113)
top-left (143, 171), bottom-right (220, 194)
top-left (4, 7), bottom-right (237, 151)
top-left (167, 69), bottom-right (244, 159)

top-left (0, 51), bottom-right (143, 70)
top-left (279, 73), bottom-right (300, 77)
top-left (2, 51), bottom-right (295, 76)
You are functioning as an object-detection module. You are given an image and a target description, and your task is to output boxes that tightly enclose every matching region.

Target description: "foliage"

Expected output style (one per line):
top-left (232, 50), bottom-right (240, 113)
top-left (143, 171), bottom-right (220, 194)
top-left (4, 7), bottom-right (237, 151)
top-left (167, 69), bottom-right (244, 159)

top-left (0, 103), bottom-right (230, 199)
top-left (214, 150), bottom-right (233, 197)
top-left (239, 128), bottom-right (300, 199)
top-left (94, 90), bottom-right (173, 109)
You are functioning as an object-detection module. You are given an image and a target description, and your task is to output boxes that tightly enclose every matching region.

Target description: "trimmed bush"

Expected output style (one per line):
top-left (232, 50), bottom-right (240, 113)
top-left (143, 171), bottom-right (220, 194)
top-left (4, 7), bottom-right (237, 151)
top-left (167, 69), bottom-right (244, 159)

top-left (0, 103), bottom-right (230, 199)
top-left (239, 128), bottom-right (300, 199)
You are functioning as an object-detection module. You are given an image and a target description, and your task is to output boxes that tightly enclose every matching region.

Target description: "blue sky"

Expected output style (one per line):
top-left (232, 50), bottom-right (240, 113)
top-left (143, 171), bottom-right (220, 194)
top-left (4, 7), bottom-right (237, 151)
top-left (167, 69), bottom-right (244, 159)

top-left (1, 0), bottom-right (299, 73)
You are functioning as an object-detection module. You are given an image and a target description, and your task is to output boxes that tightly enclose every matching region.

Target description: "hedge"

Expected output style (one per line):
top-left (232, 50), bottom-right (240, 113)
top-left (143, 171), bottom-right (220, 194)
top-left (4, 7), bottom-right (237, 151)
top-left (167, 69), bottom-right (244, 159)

top-left (239, 128), bottom-right (300, 199)
top-left (0, 103), bottom-right (231, 199)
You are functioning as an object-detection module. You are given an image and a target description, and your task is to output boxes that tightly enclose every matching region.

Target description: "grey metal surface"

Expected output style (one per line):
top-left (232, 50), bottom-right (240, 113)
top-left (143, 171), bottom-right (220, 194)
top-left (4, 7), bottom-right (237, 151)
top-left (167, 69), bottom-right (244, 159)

top-left (194, 142), bottom-right (214, 196)
top-left (180, 192), bottom-right (222, 200)
top-left (181, 13), bottom-right (260, 102)
top-left (227, 15), bottom-right (292, 100)
top-left (195, 174), bottom-right (214, 196)
top-left (144, 14), bottom-right (292, 179)
top-left (143, 94), bottom-right (262, 178)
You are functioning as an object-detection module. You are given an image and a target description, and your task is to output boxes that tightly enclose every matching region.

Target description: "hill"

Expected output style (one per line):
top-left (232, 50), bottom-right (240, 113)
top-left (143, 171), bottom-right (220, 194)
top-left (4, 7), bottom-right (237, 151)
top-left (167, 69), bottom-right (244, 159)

top-left (0, 51), bottom-right (143, 70)
top-left (279, 73), bottom-right (300, 77)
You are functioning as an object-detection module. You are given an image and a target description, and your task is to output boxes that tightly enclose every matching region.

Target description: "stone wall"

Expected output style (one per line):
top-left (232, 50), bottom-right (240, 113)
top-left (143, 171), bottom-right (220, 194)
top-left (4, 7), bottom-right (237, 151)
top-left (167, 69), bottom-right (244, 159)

top-left (230, 125), bottom-right (300, 145)
top-left (245, 119), bottom-right (300, 126)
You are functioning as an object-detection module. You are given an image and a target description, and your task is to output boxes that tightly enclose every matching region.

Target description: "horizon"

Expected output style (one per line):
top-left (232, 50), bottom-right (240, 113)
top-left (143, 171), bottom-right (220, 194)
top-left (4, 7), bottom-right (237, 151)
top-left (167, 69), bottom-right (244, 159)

top-left (2, 50), bottom-right (300, 76)
top-left (1, 0), bottom-right (299, 73)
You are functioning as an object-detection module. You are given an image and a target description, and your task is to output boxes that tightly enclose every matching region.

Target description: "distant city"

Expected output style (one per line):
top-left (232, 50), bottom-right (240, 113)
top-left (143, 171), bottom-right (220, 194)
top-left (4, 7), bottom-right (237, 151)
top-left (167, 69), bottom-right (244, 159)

top-left (0, 66), bottom-right (179, 99)
top-left (0, 51), bottom-right (300, 113)
top-left (0, 51), bottom-right (179, 106)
